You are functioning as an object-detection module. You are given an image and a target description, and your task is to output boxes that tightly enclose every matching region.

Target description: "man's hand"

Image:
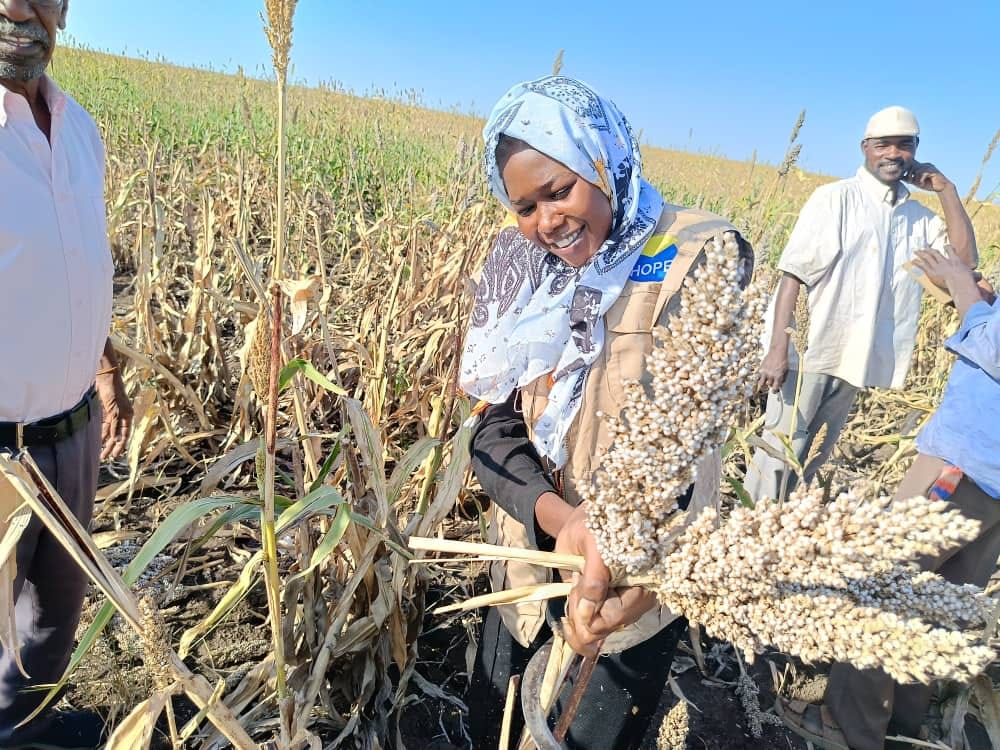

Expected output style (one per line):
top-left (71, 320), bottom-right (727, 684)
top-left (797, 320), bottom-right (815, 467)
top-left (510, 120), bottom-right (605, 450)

top-left (912, 247), bottom-right (973, 291)
top-left (96, 368), bottom-right (132, 459)
top-left (758, 347), bottom-right (789, 393)
top-left (554, 504), bottom-right (656, 656)
top-left (905, 162), bottom-right (952, 193)
top-left (912, 247), bottom-right (986, 317)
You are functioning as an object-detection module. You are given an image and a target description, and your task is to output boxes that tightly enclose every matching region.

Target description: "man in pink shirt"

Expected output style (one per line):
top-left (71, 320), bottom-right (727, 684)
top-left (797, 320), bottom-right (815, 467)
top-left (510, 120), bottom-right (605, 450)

top-left (1, 1), bottom-right (132, 746)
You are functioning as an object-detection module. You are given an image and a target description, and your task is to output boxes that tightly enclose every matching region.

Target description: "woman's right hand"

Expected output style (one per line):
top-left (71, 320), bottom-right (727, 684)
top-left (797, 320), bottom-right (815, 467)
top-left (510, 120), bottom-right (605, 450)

top-left (554, 504), bottom-right (657, 657)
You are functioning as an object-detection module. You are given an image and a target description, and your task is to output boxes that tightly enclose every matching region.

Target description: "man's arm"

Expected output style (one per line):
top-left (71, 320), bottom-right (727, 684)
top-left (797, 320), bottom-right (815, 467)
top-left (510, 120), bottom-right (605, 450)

top-left (907, 163), bottom-right (978, 267)
top-left (913, 249), bottom-right (999, 378)
top-left (759, 186), bottom-right (843, 392)
top-left (759, 273), bottom-right (803, 392)
top-left (95, 338), bottom-right (132, 460)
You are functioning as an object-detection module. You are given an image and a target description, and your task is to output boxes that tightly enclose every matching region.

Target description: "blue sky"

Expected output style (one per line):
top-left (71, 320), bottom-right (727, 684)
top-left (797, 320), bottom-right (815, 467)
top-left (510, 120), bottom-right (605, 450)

top-left (65, 1), bottom-right (1000, 200)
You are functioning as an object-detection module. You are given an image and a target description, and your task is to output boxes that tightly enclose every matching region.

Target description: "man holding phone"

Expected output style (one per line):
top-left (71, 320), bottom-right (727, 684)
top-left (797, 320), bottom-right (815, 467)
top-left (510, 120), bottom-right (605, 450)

top-left (745, 105), bottom-right (978, 505)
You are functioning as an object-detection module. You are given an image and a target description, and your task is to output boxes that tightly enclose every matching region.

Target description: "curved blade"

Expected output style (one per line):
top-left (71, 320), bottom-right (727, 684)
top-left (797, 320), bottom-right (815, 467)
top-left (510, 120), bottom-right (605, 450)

top-left (521, 640), bottom-right (563, 750)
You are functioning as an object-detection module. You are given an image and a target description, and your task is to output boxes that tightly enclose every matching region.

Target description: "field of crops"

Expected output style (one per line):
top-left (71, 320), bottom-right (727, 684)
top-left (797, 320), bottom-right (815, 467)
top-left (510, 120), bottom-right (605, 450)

top-left (35, 36), bottom-right (1000, 749)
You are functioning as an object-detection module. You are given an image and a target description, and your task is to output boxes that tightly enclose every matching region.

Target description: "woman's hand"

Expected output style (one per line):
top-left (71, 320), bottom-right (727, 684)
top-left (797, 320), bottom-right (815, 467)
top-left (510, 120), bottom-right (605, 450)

top-left (554, 504), bottom-right (657, 656)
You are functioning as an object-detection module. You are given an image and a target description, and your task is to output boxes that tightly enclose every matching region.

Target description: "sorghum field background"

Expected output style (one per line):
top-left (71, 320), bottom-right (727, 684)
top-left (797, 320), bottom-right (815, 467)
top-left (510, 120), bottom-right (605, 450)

top-left (42, 43), bottom-right (1000, 748)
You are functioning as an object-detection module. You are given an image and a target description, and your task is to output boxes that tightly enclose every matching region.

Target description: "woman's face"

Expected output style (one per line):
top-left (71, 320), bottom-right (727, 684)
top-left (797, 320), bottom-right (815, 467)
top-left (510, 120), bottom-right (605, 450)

top-left (501, 147), bottom-right (613, 268)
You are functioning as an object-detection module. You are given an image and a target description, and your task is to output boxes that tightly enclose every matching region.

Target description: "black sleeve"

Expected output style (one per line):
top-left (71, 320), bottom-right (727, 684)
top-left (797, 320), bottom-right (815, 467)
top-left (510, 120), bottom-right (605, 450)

top-left (470, 390), bottom-right (558, 549)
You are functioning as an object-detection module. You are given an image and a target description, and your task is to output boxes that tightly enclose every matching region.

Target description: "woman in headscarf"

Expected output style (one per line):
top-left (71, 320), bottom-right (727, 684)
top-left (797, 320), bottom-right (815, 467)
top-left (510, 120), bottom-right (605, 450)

top-left (461, 76), bottom-right (752, 749)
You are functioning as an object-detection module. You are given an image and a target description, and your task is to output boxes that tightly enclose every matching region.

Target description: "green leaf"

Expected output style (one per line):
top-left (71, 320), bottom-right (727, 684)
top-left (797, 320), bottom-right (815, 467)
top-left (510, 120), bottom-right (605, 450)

top-left (723, 413), bottom-right (765, 461)
top-left (289, 503), bottom-right (352, 583)
top-left (309, 437), bottom-right (344, 493)
top-left (279, 358), bottom-right (347, 396)
top-left (387, 437), bottom-right (440, 505)
top-left (276, 485), bottom-right (345, 531)
top-left (37, 495), bottom-right (247, 722)
top-left (179, 486), bottom-right (347, 657)
top-left (348, 512), bottom-right (412, 560)
top-left (415, 406), bottom-right (474, 528)
top-left (126, 496), bottom-right (246, 584)
top-left (179, 550), bottom-right (262, 658)
top-left (194, 502), bottom-right (261, 550)
top-left (774, 432), bottom-right (804, 473)
top-left (725, 476), bottom-right (755, 508)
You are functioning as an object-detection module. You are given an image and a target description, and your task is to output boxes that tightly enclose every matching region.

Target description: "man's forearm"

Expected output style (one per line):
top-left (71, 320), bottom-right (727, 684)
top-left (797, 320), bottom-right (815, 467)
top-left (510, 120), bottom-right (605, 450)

top-left (938, 183), bottom-right (978, 267)
top-left (768, 273), bottom-right (802, 352)
top-left (98, 337), bottom-right (119, 373)
top-left (945, 272), bottom-right (985, 318)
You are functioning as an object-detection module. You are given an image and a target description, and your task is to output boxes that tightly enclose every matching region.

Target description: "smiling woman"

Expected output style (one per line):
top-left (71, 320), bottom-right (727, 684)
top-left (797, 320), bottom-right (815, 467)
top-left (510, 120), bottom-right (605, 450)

top-left (498, 136), bottom-right (613, 268)
top-left (458, 75), bottom-right (753, 749)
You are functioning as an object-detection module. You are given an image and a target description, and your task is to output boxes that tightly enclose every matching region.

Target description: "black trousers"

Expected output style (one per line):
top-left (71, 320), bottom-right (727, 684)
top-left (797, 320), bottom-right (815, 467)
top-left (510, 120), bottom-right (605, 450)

top-left (0, 410), bottom-right (100, 742)
top-left (467, 599), bottom-right (686, 749)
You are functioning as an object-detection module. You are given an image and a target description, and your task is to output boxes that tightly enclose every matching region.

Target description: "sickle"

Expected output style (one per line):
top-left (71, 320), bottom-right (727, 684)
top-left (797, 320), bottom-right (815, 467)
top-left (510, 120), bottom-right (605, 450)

top-left (521, 638), bottom-right (599, 749)
top-left (521, 640), bottom-right (563, 749)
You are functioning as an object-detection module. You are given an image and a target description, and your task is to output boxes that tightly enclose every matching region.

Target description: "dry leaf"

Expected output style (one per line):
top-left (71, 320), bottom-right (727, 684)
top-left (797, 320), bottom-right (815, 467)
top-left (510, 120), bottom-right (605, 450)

top-left (279, 276), bottom-right (320, 335)
top-left (106, 690), bottom-right (171, 750)
top-left (0, 466), bottom-right (31, 678)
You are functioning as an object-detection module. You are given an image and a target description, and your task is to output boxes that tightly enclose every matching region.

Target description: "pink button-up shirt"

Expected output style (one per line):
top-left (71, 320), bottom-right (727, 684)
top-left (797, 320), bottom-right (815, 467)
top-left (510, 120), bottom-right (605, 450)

top-left (0, 76), bottom-right (113, 422)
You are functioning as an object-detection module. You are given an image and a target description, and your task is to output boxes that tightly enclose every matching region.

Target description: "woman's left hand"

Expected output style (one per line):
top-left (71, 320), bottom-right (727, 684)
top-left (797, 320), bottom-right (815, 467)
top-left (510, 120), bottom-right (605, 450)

top-left (569, 584), bottom-right (658, 649)
top-left (554, 504), bottom-right (657, 656)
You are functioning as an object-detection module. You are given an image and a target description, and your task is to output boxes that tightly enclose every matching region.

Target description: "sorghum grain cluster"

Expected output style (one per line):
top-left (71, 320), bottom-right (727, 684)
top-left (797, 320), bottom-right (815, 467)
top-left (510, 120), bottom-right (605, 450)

top-left (582, 231), bottom-right (768, 573)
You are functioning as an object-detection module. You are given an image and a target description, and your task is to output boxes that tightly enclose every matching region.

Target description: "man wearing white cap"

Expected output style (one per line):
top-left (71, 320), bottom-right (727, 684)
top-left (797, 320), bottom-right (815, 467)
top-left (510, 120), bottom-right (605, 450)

top-left (745, 106), bottom-right (977, 508)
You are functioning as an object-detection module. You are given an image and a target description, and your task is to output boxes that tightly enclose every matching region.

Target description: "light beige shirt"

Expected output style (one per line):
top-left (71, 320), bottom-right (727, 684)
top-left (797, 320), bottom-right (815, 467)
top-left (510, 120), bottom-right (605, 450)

top-left (766, 166), bottom-right (946, 389)
top-left (0, 77), bottom-right (113, 422)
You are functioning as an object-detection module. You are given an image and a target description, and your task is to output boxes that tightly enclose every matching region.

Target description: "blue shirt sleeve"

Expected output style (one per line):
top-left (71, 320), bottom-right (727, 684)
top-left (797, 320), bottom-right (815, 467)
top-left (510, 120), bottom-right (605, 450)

top-left (944, 299), bottom-right (1000, 381)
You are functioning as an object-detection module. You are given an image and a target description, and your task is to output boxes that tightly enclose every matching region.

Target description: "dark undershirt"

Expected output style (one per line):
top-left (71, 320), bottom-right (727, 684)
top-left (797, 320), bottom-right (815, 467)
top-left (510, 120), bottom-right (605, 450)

top-left (470, 389), bottom-right (697, 553)
top-left (469, 391), bottom-right (557, 551)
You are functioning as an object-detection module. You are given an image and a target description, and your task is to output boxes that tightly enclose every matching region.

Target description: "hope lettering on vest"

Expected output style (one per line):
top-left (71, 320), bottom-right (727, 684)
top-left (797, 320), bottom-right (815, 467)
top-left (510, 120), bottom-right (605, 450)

top-left (630, 233), bottom-right (679, 283)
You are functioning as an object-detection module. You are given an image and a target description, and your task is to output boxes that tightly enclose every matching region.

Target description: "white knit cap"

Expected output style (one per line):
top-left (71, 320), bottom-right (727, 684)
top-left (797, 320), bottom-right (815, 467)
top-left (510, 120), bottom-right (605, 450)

top-left (864, 106), bottom-right (920, 139)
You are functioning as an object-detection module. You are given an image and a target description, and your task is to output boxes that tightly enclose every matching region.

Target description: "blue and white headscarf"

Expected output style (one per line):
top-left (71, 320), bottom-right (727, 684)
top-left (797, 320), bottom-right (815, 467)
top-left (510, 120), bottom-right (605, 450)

top-left (460, 76), bottom-right (664, 468)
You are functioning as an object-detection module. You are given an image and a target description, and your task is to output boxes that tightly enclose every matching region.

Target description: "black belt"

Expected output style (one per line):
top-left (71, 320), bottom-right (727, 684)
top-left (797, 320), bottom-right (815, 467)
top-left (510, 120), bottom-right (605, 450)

top-left (0, 387), bottom-right (97, 450)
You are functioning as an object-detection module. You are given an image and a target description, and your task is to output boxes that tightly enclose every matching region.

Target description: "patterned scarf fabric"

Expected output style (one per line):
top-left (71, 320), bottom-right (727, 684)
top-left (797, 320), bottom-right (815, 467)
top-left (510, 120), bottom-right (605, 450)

top-left (460, 76), bottom-right (664, 468)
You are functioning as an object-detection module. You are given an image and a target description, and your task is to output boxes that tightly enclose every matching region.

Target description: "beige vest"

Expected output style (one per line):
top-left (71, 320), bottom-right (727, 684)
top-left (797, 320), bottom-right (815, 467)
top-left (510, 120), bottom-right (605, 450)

top-left (485, 204), bottom-right (737, 650)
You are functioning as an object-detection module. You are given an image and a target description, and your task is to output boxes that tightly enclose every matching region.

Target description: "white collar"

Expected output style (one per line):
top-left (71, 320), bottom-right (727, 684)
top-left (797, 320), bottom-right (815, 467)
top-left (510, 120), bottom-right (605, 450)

top-left (0, 75), bottom-right (65, 128)
top-left (856, 165), bottom-right (910, 207)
